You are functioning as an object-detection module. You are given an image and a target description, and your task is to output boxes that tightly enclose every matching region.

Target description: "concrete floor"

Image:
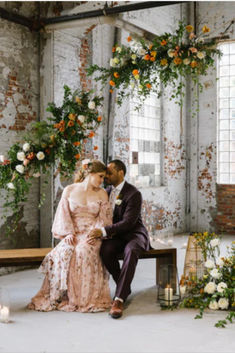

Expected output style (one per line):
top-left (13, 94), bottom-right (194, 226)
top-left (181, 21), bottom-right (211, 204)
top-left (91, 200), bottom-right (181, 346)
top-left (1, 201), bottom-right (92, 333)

top-left (0, 234), bottom-right (235, 353)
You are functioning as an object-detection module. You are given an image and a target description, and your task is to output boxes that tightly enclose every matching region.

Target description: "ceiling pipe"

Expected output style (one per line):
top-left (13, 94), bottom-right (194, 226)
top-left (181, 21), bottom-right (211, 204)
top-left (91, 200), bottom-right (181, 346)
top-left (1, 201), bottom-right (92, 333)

top-left (0, 7), bottom-right (33, 29)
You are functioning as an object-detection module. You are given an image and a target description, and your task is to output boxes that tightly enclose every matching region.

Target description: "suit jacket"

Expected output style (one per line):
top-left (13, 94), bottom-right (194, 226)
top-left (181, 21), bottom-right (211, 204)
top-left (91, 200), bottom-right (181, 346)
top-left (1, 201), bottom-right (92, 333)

top-left (105, 181), bottom-right (150, 249)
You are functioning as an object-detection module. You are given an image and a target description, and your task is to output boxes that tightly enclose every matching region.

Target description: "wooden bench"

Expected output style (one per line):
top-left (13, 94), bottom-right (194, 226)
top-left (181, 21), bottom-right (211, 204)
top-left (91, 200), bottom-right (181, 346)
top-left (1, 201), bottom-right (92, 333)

top-left (0, 247), bottom-right (177, 286)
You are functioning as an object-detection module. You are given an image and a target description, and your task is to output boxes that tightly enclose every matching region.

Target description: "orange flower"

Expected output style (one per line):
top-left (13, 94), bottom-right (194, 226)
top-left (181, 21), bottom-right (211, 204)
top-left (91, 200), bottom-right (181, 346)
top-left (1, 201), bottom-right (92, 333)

top-left (27, 152), bottom-right (35, 160)
top-left (45, 148), bottom-right (50, 155)
top-left (50, 135), bottom-right (55, 142)
top-left (68, 113), bottom-right (76, 121)
top-left (67, 120), bottom-right (74, 127)
top-left (144, 54), bottom-right (150, 61)
top-left (127, 36), bottom-right (132, 42)
top-left (75, 96), bottom-right (81, 104)
top-left (146, 83), bottom-right (152, 89)
top-left (173, 57), bottom-right (182, 65)
top-left (109, 80), bottom-right (115, 87)
top-left (150, 57), bottom-right (156, 62)
top-left (200, 288), bottom-right (204, 294)
top-left (109, 89), bottom-right (113, 93)
top-left (160, 58), bottom-right (168, 66)
top-left (202, 25), bottom-right (210, 33)
top-left (149, 44), bottom-right (153, 50)
top-left (71, 129), bottom-right (76, 135)
top-left (112, 46), bottom-right (116, 53)
top-left (75, 153), bottom-right (81, 160)
top-left (93, 145), bottom-right (98, 151)
top-left (97, 116), bottom-right (102, 122)
top-left (73, 141), bottom-right (80, 146)
top-left (160, 39), bottom-right (167, 46)
top-left (185, 25), bottom-right (194, 33)
top-left (132, 69), bottom-right (139, 76)
top-left (89, 131), bottom-right (95, 138)
top-left (190, 60), bottom-right (198, 68)
top-left (59, 126), bottom-right (65, 133)
top-left (150, 51), bottom-right (157, 58)
top-left (114, 72), bottom-right (120, 78)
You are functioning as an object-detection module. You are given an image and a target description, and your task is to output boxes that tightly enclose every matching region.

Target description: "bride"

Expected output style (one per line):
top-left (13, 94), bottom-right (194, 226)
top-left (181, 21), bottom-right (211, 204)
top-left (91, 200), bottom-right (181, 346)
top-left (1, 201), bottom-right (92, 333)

top-left (28, 159), bottom-right (112, 312)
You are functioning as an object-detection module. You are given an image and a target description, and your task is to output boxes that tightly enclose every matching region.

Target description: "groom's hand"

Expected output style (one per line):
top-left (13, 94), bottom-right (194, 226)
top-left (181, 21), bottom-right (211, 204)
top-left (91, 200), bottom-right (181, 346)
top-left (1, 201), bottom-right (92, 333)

top-left (87, 228), bottom-right (102, 245)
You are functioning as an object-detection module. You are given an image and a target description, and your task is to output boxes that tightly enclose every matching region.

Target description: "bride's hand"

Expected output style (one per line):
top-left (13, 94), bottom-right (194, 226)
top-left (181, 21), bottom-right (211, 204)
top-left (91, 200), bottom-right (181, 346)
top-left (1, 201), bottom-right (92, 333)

top-left (87, 229), bottom-right (102, 245)
top-left (65, 234), bottom-right (77, 246)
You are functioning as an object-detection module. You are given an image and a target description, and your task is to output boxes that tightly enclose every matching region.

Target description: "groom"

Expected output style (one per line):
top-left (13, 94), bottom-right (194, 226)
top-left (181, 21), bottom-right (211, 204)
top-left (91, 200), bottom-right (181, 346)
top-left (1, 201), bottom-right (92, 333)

top-left (88, 159), bottom-right (149, 319)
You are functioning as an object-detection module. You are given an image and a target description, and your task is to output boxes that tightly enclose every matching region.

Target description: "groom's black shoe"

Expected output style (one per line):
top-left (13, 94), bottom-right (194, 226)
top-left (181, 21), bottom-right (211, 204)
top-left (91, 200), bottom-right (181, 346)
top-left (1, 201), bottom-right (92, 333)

top-left (109, 300), bottom-right (123, 319)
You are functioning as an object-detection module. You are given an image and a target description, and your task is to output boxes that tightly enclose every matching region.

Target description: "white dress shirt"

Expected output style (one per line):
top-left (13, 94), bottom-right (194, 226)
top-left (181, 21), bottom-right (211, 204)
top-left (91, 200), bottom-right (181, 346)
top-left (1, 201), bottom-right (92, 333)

top-left (101, 180), bottom-right (125, 238)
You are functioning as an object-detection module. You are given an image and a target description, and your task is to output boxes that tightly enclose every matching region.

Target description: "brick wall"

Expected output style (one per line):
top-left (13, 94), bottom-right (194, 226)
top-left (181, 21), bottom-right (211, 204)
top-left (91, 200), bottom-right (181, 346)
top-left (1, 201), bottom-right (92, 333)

top-left (214, 184), bottom-right (235, 234)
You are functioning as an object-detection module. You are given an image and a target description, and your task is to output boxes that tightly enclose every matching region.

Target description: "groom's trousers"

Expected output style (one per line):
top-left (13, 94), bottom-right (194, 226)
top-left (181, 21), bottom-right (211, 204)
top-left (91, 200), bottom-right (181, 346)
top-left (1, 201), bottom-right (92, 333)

top-left (100, 233), bottom-right (147, 301)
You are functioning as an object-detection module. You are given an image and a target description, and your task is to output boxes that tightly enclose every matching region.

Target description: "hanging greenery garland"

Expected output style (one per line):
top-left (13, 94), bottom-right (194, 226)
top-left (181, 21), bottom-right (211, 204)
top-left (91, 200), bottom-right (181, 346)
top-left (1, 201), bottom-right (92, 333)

top-left (87, 22), bottom-right (222, 108)
top-left (0, 85), bottom-right (103, 233)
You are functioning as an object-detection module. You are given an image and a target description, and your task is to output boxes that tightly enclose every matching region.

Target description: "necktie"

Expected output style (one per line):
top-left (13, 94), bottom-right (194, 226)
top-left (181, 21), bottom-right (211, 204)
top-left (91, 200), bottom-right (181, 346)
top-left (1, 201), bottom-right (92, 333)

top-left (110, 188), bottom-right (117, 210)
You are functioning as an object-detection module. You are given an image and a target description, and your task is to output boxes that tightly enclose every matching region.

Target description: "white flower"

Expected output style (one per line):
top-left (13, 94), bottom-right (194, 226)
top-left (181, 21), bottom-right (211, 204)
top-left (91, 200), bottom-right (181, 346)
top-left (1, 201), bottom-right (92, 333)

top-left (204, 281), bottom-right (216, 294)
top-left (33, 172), bottom-right (41, 178)
top-left (137, 47), bottom-right (146, 56)
top-left (130, 82), bottom-right (135, 89)
top-left (110, 58), bottom-right (116, 67)
top-left (17, 152), bottom-right (26, 161)
top-left (210, 238), bottom-right (220, 247)
top-left (134, 74), bottom-right (139, 80)
top-left (167, 49), bottom-right (175, 58)
top-left (205, 259), bottom-right (215, 268)
top-left (210, 268), bottom-right (222, 279)
top-left (183, 58), bottom-right (190, 65)
top-left (82, 159), bottom-right (90, 166)
top-left (218, 297), bottom-right (229, 310)
top-left (209, 300), bottom-right (219, 310)
top-left (15, 164), bottom-right (24, 174)
top-left (216, 258), bottom-right (224, 267)
top-left (7, 182), bottom-right (15, 190)
top-left (88, 101), bottom-right (95, 110)
top-left (78, 115), bottom-right (85, 124)
top-left (196, 37), bottom-right (204, 44)
top-left (113, 58), bottom-right (119, 64)
top-left (138, 84), bottom-right (143, 90)
top-left (0, 155), bottom-right (5, 162)
top-left (36, 151), bottom-right (45, 161)
top-left (217, 282), bottom-right (227, 293)
top-left (23, 143), bottom-right (30, 152)
top-left (115, 199), bottom-right (122, 206)
top-left (131, 54), bottom-right (137, 60)
top-left (116, 46), bottom-right (122, 53)
top-left (197, 51), bottom-right (205, 59)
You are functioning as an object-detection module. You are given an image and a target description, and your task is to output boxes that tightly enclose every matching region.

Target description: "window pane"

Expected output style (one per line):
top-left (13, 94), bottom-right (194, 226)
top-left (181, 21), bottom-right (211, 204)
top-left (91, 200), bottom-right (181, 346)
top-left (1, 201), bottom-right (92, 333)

top-left (220, 109), bottom-right (229, 119)
top-left (220, 174), bottom-right (229, 183)
top-left (219, 98), bottom-right (229, 108)
top-left (220, 120), bottom-right (229, 129)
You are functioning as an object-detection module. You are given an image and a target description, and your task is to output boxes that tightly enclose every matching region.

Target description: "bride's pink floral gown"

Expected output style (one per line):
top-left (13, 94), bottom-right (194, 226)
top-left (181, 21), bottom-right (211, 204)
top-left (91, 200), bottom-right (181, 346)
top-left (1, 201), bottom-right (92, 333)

top-left (28, 192), bottom-right (112, 312)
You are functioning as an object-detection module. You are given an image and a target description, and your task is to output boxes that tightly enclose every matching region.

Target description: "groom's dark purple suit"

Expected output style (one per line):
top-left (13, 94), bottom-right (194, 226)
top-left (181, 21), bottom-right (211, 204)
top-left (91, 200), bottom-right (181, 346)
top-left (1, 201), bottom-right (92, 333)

top-left (100, 181), bottom-right (150, 301)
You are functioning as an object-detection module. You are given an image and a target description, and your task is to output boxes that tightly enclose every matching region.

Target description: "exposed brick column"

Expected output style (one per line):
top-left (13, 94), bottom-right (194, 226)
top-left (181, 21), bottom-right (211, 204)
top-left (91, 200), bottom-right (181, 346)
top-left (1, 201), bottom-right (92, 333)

top-left (214, 184), bottom-right (235, 234)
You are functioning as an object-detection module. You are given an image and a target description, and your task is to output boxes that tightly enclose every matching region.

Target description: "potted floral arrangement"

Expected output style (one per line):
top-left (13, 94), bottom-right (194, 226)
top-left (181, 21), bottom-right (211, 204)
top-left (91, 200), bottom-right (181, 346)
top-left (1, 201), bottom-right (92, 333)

top-left (180, 233), bottom-right (235, 328)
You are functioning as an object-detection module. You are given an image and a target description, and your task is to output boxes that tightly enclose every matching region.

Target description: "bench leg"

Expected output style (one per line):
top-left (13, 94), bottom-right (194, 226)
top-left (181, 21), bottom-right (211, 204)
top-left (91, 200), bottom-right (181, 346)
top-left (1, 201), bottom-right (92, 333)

top-left (156, 250), bottom-right (177, 289)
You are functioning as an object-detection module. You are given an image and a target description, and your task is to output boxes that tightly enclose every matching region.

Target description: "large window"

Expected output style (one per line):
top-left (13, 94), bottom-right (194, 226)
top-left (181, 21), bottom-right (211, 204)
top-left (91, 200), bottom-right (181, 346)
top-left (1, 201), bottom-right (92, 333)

top-left (129, 93), bottom-right (161, 187)
top-left (217, 42), bottom-right (235, 184)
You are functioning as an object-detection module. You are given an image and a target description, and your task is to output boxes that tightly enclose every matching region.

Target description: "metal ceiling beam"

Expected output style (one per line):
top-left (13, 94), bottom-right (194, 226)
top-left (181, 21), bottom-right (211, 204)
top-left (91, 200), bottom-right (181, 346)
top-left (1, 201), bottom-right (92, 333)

top-left (42, 1), bottom-right (185, 26)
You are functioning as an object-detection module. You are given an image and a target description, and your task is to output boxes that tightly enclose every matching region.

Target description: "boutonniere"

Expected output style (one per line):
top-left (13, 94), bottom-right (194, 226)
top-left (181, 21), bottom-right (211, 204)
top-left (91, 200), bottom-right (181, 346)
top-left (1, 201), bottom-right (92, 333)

top-left (115, 194), bottom-right (123, 206)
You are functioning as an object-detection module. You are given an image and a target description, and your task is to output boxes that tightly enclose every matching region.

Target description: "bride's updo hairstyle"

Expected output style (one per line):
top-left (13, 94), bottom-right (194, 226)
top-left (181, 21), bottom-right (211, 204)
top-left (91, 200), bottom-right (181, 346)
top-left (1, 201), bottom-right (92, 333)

top-left (74, 159), bottom-right (107, 183)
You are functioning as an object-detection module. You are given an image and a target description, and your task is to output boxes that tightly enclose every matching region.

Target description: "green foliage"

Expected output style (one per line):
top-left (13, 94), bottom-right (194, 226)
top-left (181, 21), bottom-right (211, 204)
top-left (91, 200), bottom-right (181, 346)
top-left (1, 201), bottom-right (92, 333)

top-left (0, 85), bottom-right (103, 235)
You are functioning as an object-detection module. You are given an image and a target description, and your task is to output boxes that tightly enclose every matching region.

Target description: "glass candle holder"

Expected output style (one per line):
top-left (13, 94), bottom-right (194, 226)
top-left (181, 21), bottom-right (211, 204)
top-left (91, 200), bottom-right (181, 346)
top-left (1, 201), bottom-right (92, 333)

top-left (158, 264), bottom-right (180, 307)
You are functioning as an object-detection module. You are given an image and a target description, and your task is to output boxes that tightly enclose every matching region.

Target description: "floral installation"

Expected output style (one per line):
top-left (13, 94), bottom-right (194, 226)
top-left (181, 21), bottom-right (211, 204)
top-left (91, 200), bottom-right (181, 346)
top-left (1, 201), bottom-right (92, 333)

top-left (87, 21), bottom-right (221, 109)
top-left (0, 85), bottom-right (103, 234)
top-left (179, 233), bottom-right (235, 328)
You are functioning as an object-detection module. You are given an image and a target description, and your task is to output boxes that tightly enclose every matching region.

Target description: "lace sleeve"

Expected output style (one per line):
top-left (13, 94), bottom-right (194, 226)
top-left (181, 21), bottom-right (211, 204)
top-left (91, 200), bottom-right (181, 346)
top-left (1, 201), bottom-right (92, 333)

top-left (51, 196), bottom-right (75, 239)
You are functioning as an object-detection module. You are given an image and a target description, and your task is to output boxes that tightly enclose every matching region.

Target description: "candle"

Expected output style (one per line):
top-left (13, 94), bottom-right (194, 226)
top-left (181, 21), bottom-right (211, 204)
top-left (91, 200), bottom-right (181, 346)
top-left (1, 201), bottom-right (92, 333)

top-left (0, 306), bottom-right (9, 323)
top-left (164, 285), bottom-right (173, 305)
top-left (180, 285), bottom-right (186, 296)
